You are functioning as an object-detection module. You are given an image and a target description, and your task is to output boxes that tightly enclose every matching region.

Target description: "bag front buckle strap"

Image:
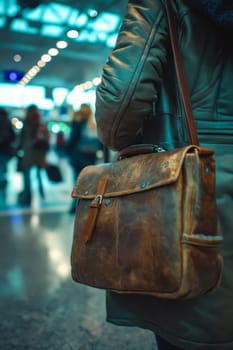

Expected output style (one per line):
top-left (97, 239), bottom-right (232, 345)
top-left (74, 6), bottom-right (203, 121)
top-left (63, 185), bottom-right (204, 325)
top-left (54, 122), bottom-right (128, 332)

top-left (82, 177), bottom-right (108, 243)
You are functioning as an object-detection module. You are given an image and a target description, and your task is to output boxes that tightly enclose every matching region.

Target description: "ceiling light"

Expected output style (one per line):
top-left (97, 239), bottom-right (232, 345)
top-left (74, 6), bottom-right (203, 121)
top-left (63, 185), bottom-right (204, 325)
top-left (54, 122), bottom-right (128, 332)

top-left (88, 9), bottom-right (98, 18)
top-left (29, 66), bottom-right (40, 75)
top-left (83, 81), bottom-right (93, 89)
top-left (28, 70), bottom-right (35, 78)
top-left (48, 48), bottom-right (59, 56)
top-left (74, 85), bottom-right (83, 91)
top-left (93, 77), bottom-right (101, 86)
top-left (13, 54), bottom-right (22, 62)
top-left (56, 40), bottom-right (68, 49)
top-left (37, 59), bottom-right (46, 67)
top-left (22, 77), bottom-right (29, 83)
top-left (76, 14), bottom-right (88, 27)
top-left (66, 29), bottom-right (79, 39)
top-left (41, 54), bottom-right (52, 62)
top-left (25, 73), bottom-right (32, 80)
top-left (32, 65), bottom-right (40, 73)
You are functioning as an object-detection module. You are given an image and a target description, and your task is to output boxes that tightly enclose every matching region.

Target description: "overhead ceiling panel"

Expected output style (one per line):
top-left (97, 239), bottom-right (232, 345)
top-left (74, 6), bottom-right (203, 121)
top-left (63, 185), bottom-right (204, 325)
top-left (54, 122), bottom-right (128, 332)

top-left (0, 0), bottom-right (128, 89)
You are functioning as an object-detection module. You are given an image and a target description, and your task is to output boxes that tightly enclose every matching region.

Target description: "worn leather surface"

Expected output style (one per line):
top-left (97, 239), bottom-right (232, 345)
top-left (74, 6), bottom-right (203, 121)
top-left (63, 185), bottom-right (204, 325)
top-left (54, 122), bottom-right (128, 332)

top-left (71, 145), bottom-right (223, 299)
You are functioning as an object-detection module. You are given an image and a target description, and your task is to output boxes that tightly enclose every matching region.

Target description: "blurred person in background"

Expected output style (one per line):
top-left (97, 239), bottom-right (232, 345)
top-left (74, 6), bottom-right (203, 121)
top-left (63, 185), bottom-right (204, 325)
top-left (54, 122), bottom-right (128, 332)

top-left (0, 108), bottom-right (15, 206)
top-left (17, 104), bottom-right (50, 206)
top-left (65, 103), bottom-right (101, 213)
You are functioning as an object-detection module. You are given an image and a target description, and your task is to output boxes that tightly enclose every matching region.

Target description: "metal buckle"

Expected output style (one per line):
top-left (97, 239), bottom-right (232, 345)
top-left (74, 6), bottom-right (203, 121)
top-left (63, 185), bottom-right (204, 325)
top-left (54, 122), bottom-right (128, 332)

top-left (153, 145), bottom-right (166, 152)
top-left (94, 194), bottom-right (103, 205)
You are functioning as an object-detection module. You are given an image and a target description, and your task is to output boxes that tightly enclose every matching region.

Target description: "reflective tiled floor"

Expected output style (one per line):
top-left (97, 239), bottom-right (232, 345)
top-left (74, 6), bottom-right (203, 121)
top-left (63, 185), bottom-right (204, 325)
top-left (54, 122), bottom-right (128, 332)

top-left (0, 155), bottom-right (157, 350)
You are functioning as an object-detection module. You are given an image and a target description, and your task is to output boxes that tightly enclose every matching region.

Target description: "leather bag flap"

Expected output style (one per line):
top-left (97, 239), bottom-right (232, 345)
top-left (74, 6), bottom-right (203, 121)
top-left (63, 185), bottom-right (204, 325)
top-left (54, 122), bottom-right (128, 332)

top-left (72, 145), bottom-right (208, 199)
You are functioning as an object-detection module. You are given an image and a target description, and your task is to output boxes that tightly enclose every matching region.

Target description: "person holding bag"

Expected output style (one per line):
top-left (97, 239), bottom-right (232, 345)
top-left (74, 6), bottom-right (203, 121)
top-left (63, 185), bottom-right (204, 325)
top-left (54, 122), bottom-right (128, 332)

top-left (17, 104), bottom-right (49, 205)
top-left (94, 0), bottom-right (233, 349)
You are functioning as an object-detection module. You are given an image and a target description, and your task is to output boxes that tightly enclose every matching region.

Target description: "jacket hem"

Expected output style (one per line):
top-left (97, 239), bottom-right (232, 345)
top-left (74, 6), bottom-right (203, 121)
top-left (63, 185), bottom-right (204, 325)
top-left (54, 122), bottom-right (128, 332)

top-left (107, 316), bottom-right (233, 350)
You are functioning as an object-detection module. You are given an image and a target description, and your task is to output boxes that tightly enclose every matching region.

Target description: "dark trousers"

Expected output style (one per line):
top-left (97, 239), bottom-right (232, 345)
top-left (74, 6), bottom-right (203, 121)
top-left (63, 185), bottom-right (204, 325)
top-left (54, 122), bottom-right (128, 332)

top-left (156, 335), bottom-right (184, 350)
top-left (20, 167), bottom-right (44, 203)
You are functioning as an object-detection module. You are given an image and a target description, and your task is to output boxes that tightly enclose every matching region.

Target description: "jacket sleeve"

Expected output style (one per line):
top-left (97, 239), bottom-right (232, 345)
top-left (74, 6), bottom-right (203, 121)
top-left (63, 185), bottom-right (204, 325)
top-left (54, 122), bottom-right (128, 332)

top-left (95, 0), bottom-right (169, 150)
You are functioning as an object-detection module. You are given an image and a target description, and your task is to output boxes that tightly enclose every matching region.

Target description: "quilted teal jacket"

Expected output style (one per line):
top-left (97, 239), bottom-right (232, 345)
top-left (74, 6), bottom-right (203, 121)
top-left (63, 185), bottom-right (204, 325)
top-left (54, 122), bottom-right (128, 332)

top-left (96, 0), bottom-right (233, 151)
top-left (95, 0), bottom-right (233, 349)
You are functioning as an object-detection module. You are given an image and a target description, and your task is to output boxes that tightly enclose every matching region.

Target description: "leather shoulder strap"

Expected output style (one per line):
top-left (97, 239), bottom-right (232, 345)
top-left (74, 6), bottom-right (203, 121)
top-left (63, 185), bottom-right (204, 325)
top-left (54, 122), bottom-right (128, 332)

top-left (165, 0), bottom-right (199, 145)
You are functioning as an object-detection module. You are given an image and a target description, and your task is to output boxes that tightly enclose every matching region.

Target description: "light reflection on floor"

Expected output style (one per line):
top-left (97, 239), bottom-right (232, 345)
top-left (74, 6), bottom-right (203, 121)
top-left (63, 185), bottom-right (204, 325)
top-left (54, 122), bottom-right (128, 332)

top-left (0, 153), bottom-right (157, 350)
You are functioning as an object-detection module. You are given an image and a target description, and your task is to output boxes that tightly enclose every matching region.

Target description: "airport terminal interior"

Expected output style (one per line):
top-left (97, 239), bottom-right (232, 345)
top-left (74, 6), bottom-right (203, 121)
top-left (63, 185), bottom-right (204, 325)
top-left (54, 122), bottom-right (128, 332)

top-left (0, 0), bottom-right (158, 349)
top-left (0, 155), bottom-right (157, 349)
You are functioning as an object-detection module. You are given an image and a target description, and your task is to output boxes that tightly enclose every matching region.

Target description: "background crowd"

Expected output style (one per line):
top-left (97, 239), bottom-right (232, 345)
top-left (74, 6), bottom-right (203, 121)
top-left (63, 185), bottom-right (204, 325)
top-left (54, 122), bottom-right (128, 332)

top-left (0, 103), bottom-right (102, 210)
